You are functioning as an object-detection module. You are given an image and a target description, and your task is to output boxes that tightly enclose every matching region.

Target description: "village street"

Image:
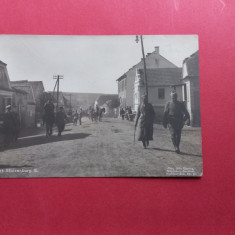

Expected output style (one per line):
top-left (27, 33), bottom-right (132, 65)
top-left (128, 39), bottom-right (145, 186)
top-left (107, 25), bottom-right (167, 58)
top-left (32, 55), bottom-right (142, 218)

top-left (0, 117), bottom-right (202, 178)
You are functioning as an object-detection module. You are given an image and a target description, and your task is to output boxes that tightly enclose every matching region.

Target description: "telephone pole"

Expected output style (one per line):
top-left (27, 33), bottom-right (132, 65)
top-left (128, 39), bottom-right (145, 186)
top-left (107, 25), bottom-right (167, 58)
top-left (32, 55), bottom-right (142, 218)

top-left (136, 35), bottom-right (148, 102)
top-left (53, 75), bottom-right (64, 112)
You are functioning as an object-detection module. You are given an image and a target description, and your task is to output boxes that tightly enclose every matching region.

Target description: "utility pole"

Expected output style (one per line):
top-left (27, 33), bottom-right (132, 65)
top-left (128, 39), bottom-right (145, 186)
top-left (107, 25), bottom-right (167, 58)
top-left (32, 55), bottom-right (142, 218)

top-left (53, 75), bottom-right (64, 112)
top-left (69, 94), bottom-right (72, 114)
top-left (136, 35), bottom-right (148, 102)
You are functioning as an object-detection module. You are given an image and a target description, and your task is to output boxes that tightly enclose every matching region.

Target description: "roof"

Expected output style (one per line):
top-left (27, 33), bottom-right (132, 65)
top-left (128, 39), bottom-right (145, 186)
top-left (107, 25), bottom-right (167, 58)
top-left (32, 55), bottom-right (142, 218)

top-left (0, 60), bottom-right (7, 66)
top-left (183, 50), bottom-right (199, 77)
top-left (11, 87), bottom-right (28, 94)
top-left (116, 47), bottom-right (178, 82)
top-left (138, 68), bottom-right (182, 86)
top-left (11, 82), bottom-right (36, 103)
top-left (116, 73), bottom-right (127, 82)
top-left (96, 94), bottom-right (119, 106)
top-left (0, 86), bottom-right (13, 92)
top-left (28, 81), bottom-right (45, 99)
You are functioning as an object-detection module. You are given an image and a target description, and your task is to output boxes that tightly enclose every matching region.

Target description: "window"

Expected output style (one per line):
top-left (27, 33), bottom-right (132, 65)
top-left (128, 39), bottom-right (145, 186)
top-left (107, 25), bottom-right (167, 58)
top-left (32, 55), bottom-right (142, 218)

top-left (158, 88), bottom-right (165, 99)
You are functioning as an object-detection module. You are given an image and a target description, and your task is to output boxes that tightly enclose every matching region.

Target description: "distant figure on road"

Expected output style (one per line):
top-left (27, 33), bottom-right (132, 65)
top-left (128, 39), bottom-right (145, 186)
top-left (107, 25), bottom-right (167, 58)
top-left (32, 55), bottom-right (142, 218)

top-left (120, 108), bottom-right (125, 120)
top-left (2, 105), bottom-right (19, 148)
top-left (89, 106), bottom-right (94, 122)
top-left (78, 107), bottom-right (83, 125)
top-left (56, 107), bottom-right (67, 136)
top-left (44, 98), bottom-right (55, 137)
top-left (163, 92), bottom-right (190, 154)
top-left (73, 110), bottom-right (79, 126)
top-left (135, 94), bottom-right (155, 149)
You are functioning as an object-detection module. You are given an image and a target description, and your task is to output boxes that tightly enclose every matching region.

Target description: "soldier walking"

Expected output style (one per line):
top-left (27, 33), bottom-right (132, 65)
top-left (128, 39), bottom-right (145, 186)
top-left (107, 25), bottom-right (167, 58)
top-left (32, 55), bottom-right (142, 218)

top-left (56, 107), bottom-right (67, 136)
top-left (163, 92), bottom-right (190, 154)
top-left (43, 98), bottom-right (55, 137)
top-left (135, 94), bottom-right (155, 149)
top-left (78, 107), bottom-right (83, 125)
top-left (73, 110), bottom-right (79, 126)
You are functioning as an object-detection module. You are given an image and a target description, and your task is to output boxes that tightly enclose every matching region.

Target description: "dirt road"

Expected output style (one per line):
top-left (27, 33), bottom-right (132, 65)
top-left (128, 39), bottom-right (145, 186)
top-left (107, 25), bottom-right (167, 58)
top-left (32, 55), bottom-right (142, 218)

top-left (0, 117), bottom-right (202, 178)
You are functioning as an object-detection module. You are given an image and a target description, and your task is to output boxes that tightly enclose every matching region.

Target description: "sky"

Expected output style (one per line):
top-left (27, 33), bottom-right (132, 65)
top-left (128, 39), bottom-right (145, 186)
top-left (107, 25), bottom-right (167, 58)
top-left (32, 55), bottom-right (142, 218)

top-left (0, 35), bottom-right (198, 94)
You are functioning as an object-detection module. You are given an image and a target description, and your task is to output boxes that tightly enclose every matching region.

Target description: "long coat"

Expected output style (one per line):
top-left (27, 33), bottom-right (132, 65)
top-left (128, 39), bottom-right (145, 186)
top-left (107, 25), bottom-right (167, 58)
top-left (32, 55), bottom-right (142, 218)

top-left (136, 103), bottom-right (155, 141)
top-left (56, 111), bottom-right (67, 130)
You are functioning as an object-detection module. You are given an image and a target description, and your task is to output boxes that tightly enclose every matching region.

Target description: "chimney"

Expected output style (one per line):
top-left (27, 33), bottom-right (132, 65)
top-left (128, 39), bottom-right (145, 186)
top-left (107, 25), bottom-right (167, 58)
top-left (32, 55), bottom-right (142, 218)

top-left (155, 46), bottom-right (159, 54)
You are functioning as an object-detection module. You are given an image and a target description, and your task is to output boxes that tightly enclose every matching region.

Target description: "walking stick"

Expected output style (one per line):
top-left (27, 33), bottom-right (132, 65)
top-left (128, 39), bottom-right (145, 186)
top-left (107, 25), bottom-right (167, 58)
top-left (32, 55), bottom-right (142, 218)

top-left (134, 126), bottom-right (136, 145)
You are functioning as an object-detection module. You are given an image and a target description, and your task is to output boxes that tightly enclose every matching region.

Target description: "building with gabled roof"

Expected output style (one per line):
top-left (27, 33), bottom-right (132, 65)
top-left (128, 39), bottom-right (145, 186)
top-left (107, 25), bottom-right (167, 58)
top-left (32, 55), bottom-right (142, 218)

top-left (0, 61), bottom-right (13, 115)
top-left (117, 46), bottom-right (178, 108)
top-left (11, 80), bottom-right (36, 127)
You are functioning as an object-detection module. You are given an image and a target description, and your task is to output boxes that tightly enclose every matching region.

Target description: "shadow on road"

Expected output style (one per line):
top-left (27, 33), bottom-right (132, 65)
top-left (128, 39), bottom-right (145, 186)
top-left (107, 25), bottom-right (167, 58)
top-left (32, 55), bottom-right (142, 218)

top-left (150, 147), bottom-right (175, 153)
top-left (179, 152), bottom-right (202, 157)
top-left (0, 164), bottom-right (32, 168)
top-left (1, 133), bottom-right (91, 151)
top-left (150, 148), bottom-right (202, 157)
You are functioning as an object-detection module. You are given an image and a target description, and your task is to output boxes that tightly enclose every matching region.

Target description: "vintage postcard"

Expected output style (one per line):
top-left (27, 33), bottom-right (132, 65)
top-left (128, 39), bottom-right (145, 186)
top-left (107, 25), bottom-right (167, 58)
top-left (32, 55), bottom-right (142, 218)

top-left (0, 35), bottom-right (202, 177)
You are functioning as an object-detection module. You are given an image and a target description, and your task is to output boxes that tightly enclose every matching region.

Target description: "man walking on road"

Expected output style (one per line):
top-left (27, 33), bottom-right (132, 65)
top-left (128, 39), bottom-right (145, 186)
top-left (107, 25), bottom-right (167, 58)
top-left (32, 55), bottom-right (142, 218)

top-left (163, 92), bottom-right (190, 154)
top-left (135, 94), bottom-right (155, 149)
top-left (56, 107), bottom-right (67, 136)
top-left (78, 107), bottom-right (83, 125)
top-left (43, 98), bottom-right (55, 137)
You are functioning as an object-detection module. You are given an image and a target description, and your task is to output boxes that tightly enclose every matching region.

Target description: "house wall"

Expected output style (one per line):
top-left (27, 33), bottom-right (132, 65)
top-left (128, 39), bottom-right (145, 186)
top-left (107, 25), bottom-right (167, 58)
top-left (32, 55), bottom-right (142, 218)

top-left (118, 77), bottom-right (127, 108)
top-left (118, 48), bottom-right (178, 109)
top-left (186, 77), bottom-right (200, 127)
top-left (12, 92), bottom-right (28, 127)
top-left (25, 104), bottom-right (36, 127)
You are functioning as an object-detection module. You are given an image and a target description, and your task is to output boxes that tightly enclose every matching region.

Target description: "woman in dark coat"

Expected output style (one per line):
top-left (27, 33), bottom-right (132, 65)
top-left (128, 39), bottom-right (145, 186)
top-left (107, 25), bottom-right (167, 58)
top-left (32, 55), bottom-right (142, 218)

top-left (135, 95), bottom-right (155, 149)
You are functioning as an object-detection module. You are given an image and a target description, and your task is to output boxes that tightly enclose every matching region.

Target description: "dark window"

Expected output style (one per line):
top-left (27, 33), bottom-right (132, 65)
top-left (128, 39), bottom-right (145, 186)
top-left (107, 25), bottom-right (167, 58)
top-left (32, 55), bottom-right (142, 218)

top-left (158, 88), bottom-right (165, 99)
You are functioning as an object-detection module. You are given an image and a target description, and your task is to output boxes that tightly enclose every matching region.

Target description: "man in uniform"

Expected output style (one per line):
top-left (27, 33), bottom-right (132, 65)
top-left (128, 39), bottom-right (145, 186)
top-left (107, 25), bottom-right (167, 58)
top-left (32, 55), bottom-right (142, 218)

top-left (43, 98), bottom-right (55, 137)
top-left (163, 92), bottom-right (190, 153)
top-left (56, 106), bottom-right (67, 136)
top-left (73, 110), bottom-right (79, 126)
top-left (78, 107), bottom-right (83, 125)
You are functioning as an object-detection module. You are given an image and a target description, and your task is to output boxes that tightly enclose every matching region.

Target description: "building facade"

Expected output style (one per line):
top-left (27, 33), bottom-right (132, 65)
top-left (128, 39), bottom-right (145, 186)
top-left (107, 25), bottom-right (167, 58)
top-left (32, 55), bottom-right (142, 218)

top-left (0, 61), bottom-right (13, 118)
top-left (117, 47), bottom-right (178, 109)
top-left (181, 51), bottom-right (200, 126)
top-left (134, 68), bottom-right (183, 123)
top-left (11, 80), bottom-right (36, 127)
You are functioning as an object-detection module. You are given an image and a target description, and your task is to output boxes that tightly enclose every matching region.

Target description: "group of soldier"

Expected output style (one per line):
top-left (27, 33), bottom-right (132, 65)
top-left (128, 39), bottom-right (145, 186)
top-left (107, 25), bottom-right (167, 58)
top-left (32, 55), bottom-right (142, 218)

top-left (134, 91), bottom-right (190, 154)
top-left (43, 100), bottom-right (105, 137)
top-left (43, 98), bottom-right (83, 137)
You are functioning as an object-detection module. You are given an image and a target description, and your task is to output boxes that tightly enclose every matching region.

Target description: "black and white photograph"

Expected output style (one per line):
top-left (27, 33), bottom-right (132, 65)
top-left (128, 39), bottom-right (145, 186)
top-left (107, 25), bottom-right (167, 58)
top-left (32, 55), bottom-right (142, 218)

top-left (0, 35), bottom-right (202, 178)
